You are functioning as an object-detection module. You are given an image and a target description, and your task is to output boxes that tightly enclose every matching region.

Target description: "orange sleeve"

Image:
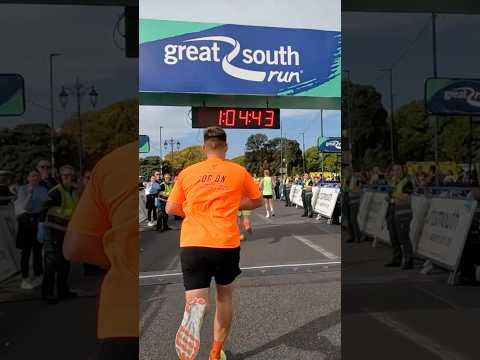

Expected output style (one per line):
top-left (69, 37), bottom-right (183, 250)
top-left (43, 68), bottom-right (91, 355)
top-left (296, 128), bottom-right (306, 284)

top-left (68, 163), bottom-right (110, 237)
top-left (242, 170), bottom-right (262, 199)
top-left (167, 173), bottom-right (186, 205)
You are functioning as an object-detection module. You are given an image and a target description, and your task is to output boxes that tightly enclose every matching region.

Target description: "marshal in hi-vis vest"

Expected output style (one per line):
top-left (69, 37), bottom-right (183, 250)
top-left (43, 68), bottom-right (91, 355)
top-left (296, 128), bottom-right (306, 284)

top-left (160, 182), bottom-right (172, 198)
top-left (46, 184), bottom-right (79, 231)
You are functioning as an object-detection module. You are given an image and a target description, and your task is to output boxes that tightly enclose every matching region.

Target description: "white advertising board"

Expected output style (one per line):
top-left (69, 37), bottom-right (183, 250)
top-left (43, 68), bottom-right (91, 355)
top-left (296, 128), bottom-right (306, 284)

top-left (356, 191), bottom-right (372, 232)
top-left (416, 198), bottom-right (477, 270)
top-left (0, 204), bottom-right (20, 282)
top-left (313, 186), bottom-right (340, 218)
top-left (290, 185), bottom-right (303, 207)
top-left (409, 195), bottom-right (430, 252)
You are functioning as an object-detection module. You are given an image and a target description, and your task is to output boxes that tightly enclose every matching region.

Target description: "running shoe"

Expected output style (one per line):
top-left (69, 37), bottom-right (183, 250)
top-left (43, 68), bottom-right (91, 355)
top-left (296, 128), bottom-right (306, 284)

top-left (270, 209), bottom-right (275, 216)
top-left (209, 349), bottom-right (227, 360)
top-left (175, 297), bottom-right (207, 360)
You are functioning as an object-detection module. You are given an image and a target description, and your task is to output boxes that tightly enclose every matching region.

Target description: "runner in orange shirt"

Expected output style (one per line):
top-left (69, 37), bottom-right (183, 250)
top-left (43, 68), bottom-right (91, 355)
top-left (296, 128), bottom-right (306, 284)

top-left (166, 127), bottom-right (262, 360)
top-left (63, 142), bottom-right (138, 359)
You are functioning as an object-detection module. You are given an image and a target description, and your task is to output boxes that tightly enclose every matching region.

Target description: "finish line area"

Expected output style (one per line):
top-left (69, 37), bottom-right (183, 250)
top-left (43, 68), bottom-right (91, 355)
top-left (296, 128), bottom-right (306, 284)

top-left (139, 203), bottom-right (341, 360)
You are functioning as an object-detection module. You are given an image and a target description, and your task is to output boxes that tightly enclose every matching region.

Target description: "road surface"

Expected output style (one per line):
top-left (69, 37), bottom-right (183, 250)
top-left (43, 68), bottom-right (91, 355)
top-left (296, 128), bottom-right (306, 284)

top-left (140, 200), bottom-right (341, 360)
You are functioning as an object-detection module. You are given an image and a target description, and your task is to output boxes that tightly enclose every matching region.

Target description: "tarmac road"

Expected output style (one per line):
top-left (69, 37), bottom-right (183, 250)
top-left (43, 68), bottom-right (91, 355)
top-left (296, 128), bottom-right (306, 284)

top-left (139, 200), bottom-right (341, 360)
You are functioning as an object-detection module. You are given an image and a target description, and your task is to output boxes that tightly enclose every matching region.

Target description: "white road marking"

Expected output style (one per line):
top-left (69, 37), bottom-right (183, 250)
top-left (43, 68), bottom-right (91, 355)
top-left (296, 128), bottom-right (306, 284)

top-left (139, 261), bottom-right (341, 279)
top-left (140, 255), bottom-right (179, 333)
top-left (368, 311), bottom-right (467, 360)
top-left (292, 234), bottom-right (340, 260)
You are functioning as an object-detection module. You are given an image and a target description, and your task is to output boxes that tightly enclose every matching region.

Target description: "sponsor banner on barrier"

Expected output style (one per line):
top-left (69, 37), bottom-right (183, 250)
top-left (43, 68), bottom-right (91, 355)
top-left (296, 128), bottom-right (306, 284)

top-left (140, 20), bottom-right (341, 97)
top-left (356, 191), bottom-right (372, 232)
top-left (313, 186), bottom-right (340, 218)
top-left (0, 205), bottom-right (20, 282)
top-left (409, 195), bottom-right (430, 251)
top-left (364, 192), bottom-right (390, 243)
top-left (290, 185), bottom-right (303, 207)
top-left (416, 198), bottom-right (477, 270)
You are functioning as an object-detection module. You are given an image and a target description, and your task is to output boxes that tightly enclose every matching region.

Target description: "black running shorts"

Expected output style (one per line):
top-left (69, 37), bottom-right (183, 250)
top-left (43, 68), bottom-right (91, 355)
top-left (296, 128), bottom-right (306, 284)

top-left (180, 247), bottom-right (241, 291)
top-left (263, 195), bottom-right (273, 199)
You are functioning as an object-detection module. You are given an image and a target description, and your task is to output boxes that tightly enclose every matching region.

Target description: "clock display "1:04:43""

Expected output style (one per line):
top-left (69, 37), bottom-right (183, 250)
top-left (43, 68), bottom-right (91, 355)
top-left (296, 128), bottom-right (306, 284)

top-left (217, 108), bottom-right (276, 127)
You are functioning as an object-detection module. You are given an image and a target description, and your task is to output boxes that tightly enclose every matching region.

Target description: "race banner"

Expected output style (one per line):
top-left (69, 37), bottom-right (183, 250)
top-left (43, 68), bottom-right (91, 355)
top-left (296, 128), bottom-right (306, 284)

top-left (289, 185), bottom-right (303, 207)
top-left (140, 20), bottom-right (341, 97)
top-left (425, 78), bottom-right (480, 115)
top-left (318, 137), bottom-right (341, 153)
top-left (313, 186), bottom-right (340, 218)
top-left (416, 198), bottom-right (477, 270)
top-left (0, 74), bottom-right (25, 116)
top-left (139, 135), bottom-right (150, 153)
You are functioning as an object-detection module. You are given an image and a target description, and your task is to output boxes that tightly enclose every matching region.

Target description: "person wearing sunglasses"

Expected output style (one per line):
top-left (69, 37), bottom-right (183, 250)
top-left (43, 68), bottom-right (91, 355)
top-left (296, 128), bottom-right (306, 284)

top-left (36, 159), bottom-right (57, 191)
top-left (42, 164), bottom-right (79, 304)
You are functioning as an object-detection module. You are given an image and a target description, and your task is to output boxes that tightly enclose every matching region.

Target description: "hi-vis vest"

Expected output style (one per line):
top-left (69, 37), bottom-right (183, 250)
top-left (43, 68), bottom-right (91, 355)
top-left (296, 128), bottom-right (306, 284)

top-left (392, 177), bottom-right (409, 196)
top-left (46, 184), bottom-right (79, 231)
top-left (349, 175), bottom-right (360, 193)
top-left (160, 182), bottom-right (172, 197)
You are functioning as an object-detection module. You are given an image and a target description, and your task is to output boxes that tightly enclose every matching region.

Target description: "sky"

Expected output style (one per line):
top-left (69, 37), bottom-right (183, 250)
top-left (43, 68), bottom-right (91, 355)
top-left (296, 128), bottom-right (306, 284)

top-left (0, 4), bottom-right (137, 128)
top-left (139, 106), bottom-right (340, 158)
top-left (343, 12), bottom-right (480, 111)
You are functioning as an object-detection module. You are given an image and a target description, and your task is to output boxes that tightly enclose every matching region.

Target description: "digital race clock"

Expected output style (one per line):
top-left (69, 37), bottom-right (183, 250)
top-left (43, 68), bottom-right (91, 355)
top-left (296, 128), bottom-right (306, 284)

top-left (191, 107), bottom-right (280, 129)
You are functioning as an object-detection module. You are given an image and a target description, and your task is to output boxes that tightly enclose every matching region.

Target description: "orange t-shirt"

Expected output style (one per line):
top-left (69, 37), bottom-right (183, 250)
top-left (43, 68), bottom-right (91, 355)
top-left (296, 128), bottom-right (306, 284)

top-left (68, 142), bottom-right (138, 339)
top-left (168, 157), bottom-right (261, 248)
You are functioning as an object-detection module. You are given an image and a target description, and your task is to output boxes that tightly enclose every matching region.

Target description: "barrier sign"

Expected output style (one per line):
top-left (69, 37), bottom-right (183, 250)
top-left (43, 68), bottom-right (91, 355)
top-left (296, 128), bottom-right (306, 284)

top-left (0, 204), bottom-right (20, 282)
top-left (312, 186), bottom-right (340, 218)
top-left (290, 185), bottom-right (303, 207)
top-left (409, 195), bottom-right (430, 251)
top-left (357, 191), bottom-right (372, 232)
top-left (140, 20), bottom-right (341, 97)
top-left (318, 137), bottom-right (341, 153)
top-left (416, 198), bottom-right (477, 270)
top-left (364, 192), bottom-right (390, 243)
top-left (425, 78), bottom-right (480, 115)
top-left (0, 74), bottom-right (25, 117)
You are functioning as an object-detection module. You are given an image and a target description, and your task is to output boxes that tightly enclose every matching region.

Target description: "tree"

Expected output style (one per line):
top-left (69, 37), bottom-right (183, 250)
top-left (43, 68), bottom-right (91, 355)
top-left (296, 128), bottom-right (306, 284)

top-left (244, 134), bottom-right (302, 176)
top-left (342, 80), bottom-right (389, 169)
top-left (244, 134), bottom-right (269, 175)
top-left (62, 98), bottom-right (138, 167)
top-left (231, 155), bottom-right (245, 166)
top-left (171, 145), bottom-right (206, 170)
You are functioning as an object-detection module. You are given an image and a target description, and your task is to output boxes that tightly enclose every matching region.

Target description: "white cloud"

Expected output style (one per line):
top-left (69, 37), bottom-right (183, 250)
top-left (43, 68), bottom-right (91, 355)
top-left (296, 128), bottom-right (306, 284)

top-left (140, 0), bottom-right (340, 31)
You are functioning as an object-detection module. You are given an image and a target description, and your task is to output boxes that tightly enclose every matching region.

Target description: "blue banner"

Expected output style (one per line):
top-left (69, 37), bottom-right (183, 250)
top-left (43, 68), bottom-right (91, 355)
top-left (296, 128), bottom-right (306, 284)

top-left (318, 137), bottom-right (341, 153)
top-left (425, 78), bottom-right (480, 115)
top-left (140, 21), bottom-right (341, 97)
top-left (139, 135), bottom-right (150, 153)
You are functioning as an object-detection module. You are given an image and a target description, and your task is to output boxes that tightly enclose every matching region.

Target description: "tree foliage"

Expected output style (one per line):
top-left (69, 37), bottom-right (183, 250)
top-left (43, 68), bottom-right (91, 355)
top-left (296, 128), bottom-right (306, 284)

top-left (0, 99), bottom-right (138, 182)
top-left (244, 134), bottom-right (303, 176)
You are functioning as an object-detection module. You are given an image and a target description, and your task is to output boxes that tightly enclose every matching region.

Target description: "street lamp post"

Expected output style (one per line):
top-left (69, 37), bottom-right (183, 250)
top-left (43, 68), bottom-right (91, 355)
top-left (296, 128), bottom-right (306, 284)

top-left (49, 53), bottom-right (61, 173)
top-left (159, 126), bottom-right (164, 175)
top-left (342, 69), bottom-right (352, 167)
top-left (380, 68), bottom-right (395, 164)
top-left (59, 76), bottom-right (98, 173)
top-left (300, 132), bottom-right (306, 174)
top-left (164, 137), bottom-right (180, 176)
